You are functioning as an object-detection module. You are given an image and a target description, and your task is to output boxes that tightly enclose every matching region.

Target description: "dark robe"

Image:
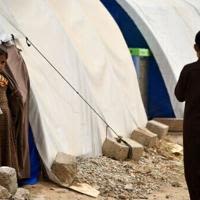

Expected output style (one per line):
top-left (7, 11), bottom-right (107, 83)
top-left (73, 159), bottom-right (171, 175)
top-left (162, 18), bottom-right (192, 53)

top-left (175, 59), bottom-right (200, 200)
top-left (2, 45), bottom-right (30, 179)
top-left (0, 73), bottom-right (19, 174)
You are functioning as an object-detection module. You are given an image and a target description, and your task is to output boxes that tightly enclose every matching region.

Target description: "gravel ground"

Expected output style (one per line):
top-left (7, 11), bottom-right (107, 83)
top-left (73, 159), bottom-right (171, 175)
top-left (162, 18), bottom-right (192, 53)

top-left (75, 140), bottom-right (184, 199)
top-left (26, 139), bottom-right (187, 200)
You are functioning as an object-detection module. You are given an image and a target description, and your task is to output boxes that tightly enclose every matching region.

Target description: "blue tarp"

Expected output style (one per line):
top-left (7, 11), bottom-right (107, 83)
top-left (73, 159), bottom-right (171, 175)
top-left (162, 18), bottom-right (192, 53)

top-left (19, 125), bottom-right (41, 186)
top-left (101, 0), bottom-right (175, 119)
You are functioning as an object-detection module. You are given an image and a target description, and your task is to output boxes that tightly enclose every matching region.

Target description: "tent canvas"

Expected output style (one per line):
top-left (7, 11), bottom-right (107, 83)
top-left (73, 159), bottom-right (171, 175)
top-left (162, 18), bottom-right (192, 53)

top-left (114, 0), bottom-right (200, 118)
top-left (0, 0), bottom-right (147, 184)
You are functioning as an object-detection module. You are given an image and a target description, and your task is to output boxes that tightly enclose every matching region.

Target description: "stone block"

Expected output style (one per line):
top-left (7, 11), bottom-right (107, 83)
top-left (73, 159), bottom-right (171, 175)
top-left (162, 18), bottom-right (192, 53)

top-left (154, 118), bottom-right (183, 132)
top-left (12, 188), bottom-right (30, 200)
top-left (102, 138), bottom-right (129, 161)
top-left (131, 128), bottom-right (157, 147)
top-left (0, 185), bottom-right (11, 199)
top-left (122, 138), bottom-right (144, 161)
top-left (51, 152), bottom-right (77, 186)
top-left (0, 167), bottom-right (17, 195)
top-left (146, 120), bottom-right (169, 139)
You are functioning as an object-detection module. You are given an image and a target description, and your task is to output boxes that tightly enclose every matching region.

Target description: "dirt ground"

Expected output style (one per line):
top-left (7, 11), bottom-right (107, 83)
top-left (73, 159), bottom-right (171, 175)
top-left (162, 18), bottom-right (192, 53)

top-left (25, 136), bottom-right (190, 200)
top-left (26, 177), bottom-right (189, 200)
top-left (26, 176), bottom-right (189, 200)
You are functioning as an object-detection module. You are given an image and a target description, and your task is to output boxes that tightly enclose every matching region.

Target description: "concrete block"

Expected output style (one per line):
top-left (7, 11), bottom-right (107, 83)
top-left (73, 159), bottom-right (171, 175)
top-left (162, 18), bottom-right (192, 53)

top-left (154, 118), bottom-right (183, 132)
top-left (0, 167), bottom-right (17, 195)
top-left (0, 185), bottom-right (12, 199)
top-left (51, 152), bottom-right (77, 186)
top-left (12, 188), bottom-right (30, 200)
top-left (102, 138), bottom-right (129, 161)
top-left (122, 138), bottom-right (144, 161)
top-left (131, 128), bottom-right (157, 147)
top-left (146, 120), bottom-right (169, 139)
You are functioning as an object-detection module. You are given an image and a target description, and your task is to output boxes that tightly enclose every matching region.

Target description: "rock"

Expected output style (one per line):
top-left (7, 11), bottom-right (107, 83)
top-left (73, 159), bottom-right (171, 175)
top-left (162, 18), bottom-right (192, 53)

top-left (118, 194), bottom-right (127, 199)
top-left (122, 137), bottom-right (144, 161)
top-left (12, 188), bottom-right (30, 200)
top-left (131, 128), bottom-right (158, 147)
top-left (146, 120), bottom-right (169, 139)
top-left (169, 143), bottom-right (183, 156)
top-left (0, 167), bottom-right (17, 194)
top-left (171, 181), bottom-right (181, 187)
top-left (124, 183), bottom-right (133, 191)
top-left (51, 152), bottom-right (77, 186)
top-left (0, 185), bottom-right (12, 199)
top-left (102, 138), bottom-right (129, 161)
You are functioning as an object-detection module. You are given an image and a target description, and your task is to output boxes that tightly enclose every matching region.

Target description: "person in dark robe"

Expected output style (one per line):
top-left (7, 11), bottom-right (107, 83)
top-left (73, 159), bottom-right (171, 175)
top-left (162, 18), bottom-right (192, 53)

top-left (0, 43), bottom-right (30, 179)
top-left (0, 44), bottom-right (20, 174)
top-left (5, 44), bottom-right (31, 179)
top-left (175, 31), bottom-right (200, 200)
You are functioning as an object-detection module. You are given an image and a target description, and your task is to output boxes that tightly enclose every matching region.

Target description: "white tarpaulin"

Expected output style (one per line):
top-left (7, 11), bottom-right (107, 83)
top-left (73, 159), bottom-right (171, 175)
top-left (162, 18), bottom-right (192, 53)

top-left (116, 0), bottom-right (200, 117)
top-left (0, 0), bottom-right (147, 183)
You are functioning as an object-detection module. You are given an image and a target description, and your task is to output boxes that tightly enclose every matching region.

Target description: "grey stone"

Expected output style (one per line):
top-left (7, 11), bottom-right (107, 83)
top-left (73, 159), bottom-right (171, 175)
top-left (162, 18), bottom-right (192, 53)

top-left (0, 185), bottom-right (12, 199)
top-left (51, 152), bottom-right (77, 186)
top-left (102, 138), bottom-right (129, 161)
top-left (131, 128), bottom-right (158, 147)
top-left (0, 167), bottom-right (17, 195)
top-left (12, 188), bottom-right (30, 200)
top-left (122, 137), bottom-right (144, 161)
top-left (146, 120), bottom-right (169, 139)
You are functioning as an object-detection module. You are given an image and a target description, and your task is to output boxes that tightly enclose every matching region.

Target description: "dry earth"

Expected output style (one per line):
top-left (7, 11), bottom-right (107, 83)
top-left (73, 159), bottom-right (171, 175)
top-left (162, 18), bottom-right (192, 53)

top-left (25, 138), bottom-right (189, 200)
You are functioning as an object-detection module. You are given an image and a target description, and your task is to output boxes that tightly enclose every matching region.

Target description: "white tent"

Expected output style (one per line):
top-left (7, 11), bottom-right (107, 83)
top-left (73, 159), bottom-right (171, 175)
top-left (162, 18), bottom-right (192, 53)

top-left (0, 0), bottom-right (147, 183)
top-left (116, 0), bottom-right (200, 118)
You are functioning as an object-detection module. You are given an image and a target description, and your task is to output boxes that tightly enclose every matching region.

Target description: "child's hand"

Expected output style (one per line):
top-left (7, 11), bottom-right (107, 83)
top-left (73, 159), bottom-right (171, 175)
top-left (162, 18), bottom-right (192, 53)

top-left (0, 74), bottom-right (8, 87)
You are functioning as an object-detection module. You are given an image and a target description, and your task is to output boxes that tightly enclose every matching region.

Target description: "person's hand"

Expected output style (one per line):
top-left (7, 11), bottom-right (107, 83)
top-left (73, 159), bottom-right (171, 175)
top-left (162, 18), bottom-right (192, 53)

top-left (0, 74), bottom-right (8, 87)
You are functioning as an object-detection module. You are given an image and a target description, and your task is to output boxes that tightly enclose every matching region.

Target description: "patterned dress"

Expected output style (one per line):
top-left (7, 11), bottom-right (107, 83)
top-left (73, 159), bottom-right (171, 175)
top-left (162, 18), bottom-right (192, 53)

top-left (0, 73), bottom-right (19, 173)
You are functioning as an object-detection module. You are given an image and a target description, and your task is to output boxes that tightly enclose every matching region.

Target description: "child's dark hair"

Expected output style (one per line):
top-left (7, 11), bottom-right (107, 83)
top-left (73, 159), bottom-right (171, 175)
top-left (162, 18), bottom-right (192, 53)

top-left (195, 31), bottom-right (200, 48)
top-left (0, 44), bottom-right (8, 58)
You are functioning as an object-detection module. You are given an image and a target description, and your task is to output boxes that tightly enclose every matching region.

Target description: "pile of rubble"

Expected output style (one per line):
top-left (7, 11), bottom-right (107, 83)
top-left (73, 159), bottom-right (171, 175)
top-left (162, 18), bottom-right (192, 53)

top-left (76, 141), bottom-right (183, 199)
top-left (0, 167), bottom-right (30, 200)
